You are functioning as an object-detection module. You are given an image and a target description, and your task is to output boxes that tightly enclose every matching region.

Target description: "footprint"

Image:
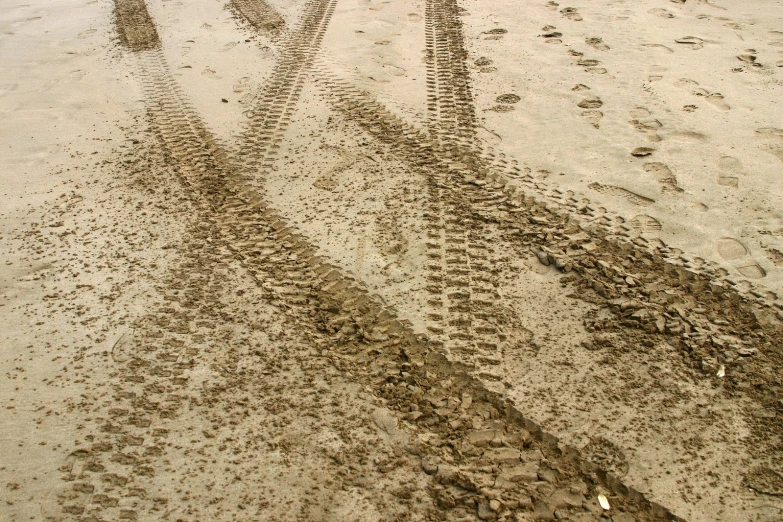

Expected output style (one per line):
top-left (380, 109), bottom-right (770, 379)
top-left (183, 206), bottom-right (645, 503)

top-left (560, 7), bottom-right (583, 21)
top-left (737, 50), bottom-right (761, 67)
top-left (675, 36), bottom-right (704, 50)
top-left (674, 78), bottom-right (700, 89)
top-left (233, 77), bottom-right (252, 93)
top-left (407, 13), bottom-right (423, 22)
top-left (718, 156), bottom-right (741, 170)
top-left (577, 95), bottom-right (602, 108)
top-left (705, 93), bottom-right (730, 111)
top-left (717, 155), bottom-right (741, 187)
top-left (643, 162), bottom-right (683, 193)
top-left (717, 176), bottom-right (738, 188)
top-left (581, 110), bottom-right (603, 128)
top-left (756, 128), bottom-right (783, 163)
top-left (474, 57), bottom-right (496, 73)
top-left (648, 8), bottom-right (674, 18)
top-left (589, 183), bottom-right (655, 206)
top-left (676, 79), bottom-right (730, 110)
top-left (78, 28), bottom-right (97, 38)
top-left (629, 107), bottom-right (651, 118)
top-left (490, 104), bottom-right (515, 112)
top-left (496, 94), bottom-right (521, 104)
top-left (629, 115), bottom-right (662, 141)
top-left (647, 65), bottom-right (667, 81)
top-left (201, 68), bottom-right (220, 79)
top-left (482, 28), bottom-right (507, 40)
top-left (668, 130), bottom-right (706, 142)
top-left (540, 26), bottom-right (562, 43)
top-left (717, 237), bottom-right (766, 278)
top-left (572, 84), bottom-right (590, 91)
top-left (767, 248), bottom-right (783, 266)
top-left (546, 1), bottom-right (559, 9)
top-left (628, 215), bottom-right (662, 237)
top-left (631, 147), bottom-right (655, 157)
top-left (586, 37), bottom-right (610, 51)
top-left (641, 43), bottom-right (674, 53)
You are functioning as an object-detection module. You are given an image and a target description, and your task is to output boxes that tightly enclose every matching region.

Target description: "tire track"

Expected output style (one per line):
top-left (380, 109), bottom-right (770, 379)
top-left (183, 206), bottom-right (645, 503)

top-left (424, 0), bottom-right (478, 146)
top-left (113, 0), bottom-right (159, 51)
top-left (309, 68), bottom-right (783, 511)
top-left (230, 0), bottom-right (285, 35)
top-left (421, 0), bottom-right (505, 389)
top-left (237, 0), bottom-right (336, 173)
top-left (237, 0), bottom-right (783, 514)
top-left (43, 1), bottom-right (691, 521)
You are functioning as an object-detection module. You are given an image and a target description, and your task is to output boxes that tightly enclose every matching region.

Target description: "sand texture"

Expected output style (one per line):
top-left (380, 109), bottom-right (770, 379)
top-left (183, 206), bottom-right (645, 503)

top-left (1, 0), bottom-right (783, 521)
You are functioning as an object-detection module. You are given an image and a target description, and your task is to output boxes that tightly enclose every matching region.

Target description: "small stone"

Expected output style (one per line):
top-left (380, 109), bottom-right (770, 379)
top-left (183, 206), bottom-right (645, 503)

top-left (221, 98), bottom-right (228, 103)
top-left (489, 499), bottom-right (502, 512)
top-left (537, 250), bottom-right (550, 266)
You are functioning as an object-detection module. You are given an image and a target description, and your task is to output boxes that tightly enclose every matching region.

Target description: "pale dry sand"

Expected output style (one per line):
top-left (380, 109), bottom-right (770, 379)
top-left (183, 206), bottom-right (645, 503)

top-left (2, 1), bottom-right (783, 521)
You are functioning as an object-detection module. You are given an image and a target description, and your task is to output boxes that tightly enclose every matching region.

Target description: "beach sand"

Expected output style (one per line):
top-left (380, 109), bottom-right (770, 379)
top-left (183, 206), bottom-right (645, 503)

top-left (2, 0), bottom-right (782, 521)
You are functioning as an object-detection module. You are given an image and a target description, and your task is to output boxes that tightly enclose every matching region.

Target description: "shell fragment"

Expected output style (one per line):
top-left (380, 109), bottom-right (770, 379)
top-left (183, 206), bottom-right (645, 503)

top-left (598, 494), bottom-right (611, 510)
top-left (717, 365), bottom-right (725, 378)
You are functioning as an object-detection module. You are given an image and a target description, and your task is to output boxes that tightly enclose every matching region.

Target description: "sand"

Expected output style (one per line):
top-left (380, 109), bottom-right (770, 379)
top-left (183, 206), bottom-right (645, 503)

top-left (1, 0), bottom-right (782, 521)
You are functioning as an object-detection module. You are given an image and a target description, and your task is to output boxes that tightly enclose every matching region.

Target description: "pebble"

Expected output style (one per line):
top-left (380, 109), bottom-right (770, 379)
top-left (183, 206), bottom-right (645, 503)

top-left (537, 250), bottom-right (550, 266)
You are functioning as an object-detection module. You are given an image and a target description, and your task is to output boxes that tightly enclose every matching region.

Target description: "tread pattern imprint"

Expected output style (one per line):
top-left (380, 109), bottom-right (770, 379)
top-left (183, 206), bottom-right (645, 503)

top-left (39, 0), bottom-right (783, 521)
